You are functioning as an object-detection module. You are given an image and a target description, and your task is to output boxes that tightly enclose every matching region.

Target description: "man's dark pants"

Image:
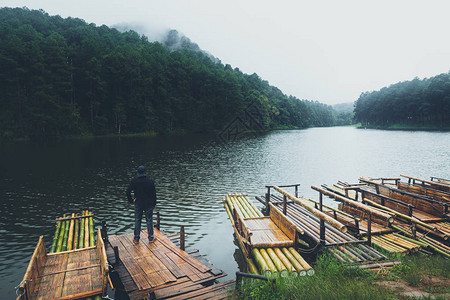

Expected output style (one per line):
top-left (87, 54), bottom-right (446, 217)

top-left (134, 205), bottom-right (154, 241)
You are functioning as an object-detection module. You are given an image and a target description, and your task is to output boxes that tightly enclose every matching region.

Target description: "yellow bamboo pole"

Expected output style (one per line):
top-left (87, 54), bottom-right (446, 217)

top-left (252, 248), bottom-right (271, 277)
top-left (247, 258), bottom-right (259, 274)
top-left (229, 195), bottom-right (250, 218)
top-left (67, 213), bottom-right (75, 251)
top-left (233, 194), bottom-right (252, 218)
top-left (267, 248), bottom-right (288, 277)
top-left (85, 210), bottom-right (90, 247)
top-left (382, 234), bottom-right (420, 251)
top-left (274, 248), bottom-right (297, 276)
top-left (281, 248), bottom-right (306, 275)
top-left (259, 249), bottom-right (277, 275)
top-left (73, 217), bottom-right (79, 250)
top-left (223, 200), bottom-right (235, 226)
top-left (237, 195), bottom-right (258, 217)
top-left (288, 247), bottom-right (314, 275)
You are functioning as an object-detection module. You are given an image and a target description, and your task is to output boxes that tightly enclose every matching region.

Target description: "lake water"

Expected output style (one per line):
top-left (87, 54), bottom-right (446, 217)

top-left (1, 127), bottom-right (449, 297)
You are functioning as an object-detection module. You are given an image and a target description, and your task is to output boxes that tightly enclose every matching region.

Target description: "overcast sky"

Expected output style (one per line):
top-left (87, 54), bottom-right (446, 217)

top-left (3, 0), bottom-right (450, 104)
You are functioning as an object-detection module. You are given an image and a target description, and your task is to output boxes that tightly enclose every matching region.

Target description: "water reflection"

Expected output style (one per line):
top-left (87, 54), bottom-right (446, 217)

top-left (0, 127), bottom-right (449, 297)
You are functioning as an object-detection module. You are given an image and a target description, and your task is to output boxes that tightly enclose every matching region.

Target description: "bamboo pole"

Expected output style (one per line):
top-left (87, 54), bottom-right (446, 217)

top-left (62, 219), bottom-right (70, 251)
top-left (55, 217), bottom-right (66, 253)
top-left (223, 200), bottom-right (235, 226)
top-left (274, 186), bottom-right (348, 233)
top-left (85, 210), bottom-right (90, 247)
top-left (241, 195), bottom-right (264, 217)
top-left (73, 218), bottom-right (79, 250)
top-left (281, 204), bottom-right (346, 244)
top-left (311, 186), bottom-right (394, 224)
top-left (267, 248), bottom-right (288, 277)
top-left (236, 194), bottom-right (256, 217)
top-left (89, 214), bottom-right (95, 246)
top-left (79, 211), bottom-right (85, 248)
top-left (252, 248), bottom-right (271, 277)
top-left (259, 248), bottom-right (277, 275)
top-left (281, 247), bottom-right (306, 274)
top-left (229, 195), bottom-right (249, 218)
top-left (362, 198), bottom-right (438, 231)
top-left (392, 233), bottom-right (428, 248)
top-left (50, 218), bottom-right (62, 253)
top-left (288, 247), bottom-right (313, 275)
top-left (247, 258), bottom-right (259, 274)
top-left (378, 235), bottom-right (417, 252)
top-left (67, 213), bottom-right (75, 251)
top-left (274, 248), bottom-right (297, 275)
top-left (370, 236), bottom-right (408, 254)
top-left (383, 234), bottom-right (420, 251)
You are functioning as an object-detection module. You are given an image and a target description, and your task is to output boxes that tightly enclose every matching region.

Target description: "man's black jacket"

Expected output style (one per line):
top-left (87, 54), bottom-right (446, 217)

top-left (126, 176), bottom-right (157, 208)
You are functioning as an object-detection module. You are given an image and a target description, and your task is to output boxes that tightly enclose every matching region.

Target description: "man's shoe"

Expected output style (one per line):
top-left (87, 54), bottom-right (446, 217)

top-left (133, 239), bottom-right (139, 244)
top-left (148, 237), bottom-right (156, 243)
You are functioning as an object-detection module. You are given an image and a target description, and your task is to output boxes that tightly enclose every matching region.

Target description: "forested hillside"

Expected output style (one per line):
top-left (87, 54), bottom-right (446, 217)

top-left (0, 8), bottom-right (345, 139)
top-left (354, 73), bottom-right (450, 128)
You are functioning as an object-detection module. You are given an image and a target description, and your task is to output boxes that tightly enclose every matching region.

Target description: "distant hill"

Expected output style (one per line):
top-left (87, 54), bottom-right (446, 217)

top-left (333, 102), bottom-right (354, 113)
top-left (113, 24), bottom-right (220, 63)
top-left (0, 7), bottom-right (350, 139)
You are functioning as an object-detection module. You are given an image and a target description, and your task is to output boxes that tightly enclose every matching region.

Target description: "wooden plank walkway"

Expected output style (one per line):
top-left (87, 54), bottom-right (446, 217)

top-left (107, 229), bottom-right (231, 300)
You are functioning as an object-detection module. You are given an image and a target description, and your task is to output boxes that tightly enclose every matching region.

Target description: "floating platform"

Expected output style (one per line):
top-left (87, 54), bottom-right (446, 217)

top-left (107, 228), bottom-right (232, 300)
top-left (17, 228), bottom-right (108, 300)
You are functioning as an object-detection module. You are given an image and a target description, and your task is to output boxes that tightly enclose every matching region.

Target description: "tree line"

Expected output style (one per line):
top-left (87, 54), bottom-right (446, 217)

top-left (0, 8), bottom-right (350, 139)
top-left (354, 73), bottom-right (450, 128)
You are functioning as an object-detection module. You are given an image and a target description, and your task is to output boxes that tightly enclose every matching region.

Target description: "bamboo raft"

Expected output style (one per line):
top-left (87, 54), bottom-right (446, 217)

top-left (223, 193), bottom-right (314, 277)
top-left (360, 177), bottom-right (448, 221)
top-left (323, 177), bottom-right (450, 257)
top-left (262, 186), bottom-right (389, 267)
top-left (16, 228), bottom-right (108, 300)
top-left (106, 228), bottom-right (232, 299)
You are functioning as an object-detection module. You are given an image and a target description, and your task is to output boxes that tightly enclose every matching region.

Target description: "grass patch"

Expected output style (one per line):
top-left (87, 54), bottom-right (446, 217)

top-left (234, 252), bottom-right (392, 300)
top-left (234, 252), bottom-right (450, 299)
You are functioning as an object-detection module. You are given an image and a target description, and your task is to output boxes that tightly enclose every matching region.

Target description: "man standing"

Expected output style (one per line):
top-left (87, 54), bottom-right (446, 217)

top-left (126, 165), bottom-right (157, 243)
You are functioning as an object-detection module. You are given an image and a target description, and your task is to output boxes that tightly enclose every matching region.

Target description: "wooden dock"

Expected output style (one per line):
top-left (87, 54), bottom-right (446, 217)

top-left (107, 229), bottom-right (233, 300)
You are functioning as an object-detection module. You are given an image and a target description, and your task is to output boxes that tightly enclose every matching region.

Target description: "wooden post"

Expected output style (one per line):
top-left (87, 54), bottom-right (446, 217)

top-left (367, 213), bottom-right (372, 246)
top-left (412, 223), bottom-right (416, 238)
top-left (320, 219), bottom-right (325, 245)
top-left (113, 246), bottom-right (120, 264)
top-left (266, 186), bottom-right (271, 215)
top-left (148, 290), bottom-right (156, 300)
top-left (156, 212), bottom-right (160, 230)
top-left (180, 226), bottom-right (185, 251)
top-left (333, 211), bottom-right (337, 220)
top-left (295, 185), bottom-right (298, 198)
top-left (319, 192), bottom-right (323, 211)
top-left (283, 195), bottom-right (287, 215)
top-left (101, 220), bottom-right (108, 243)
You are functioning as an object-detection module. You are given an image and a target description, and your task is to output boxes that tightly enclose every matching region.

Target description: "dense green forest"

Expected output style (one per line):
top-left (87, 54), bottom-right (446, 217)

top-left (354, 73), bottom-right (450, 128)
top-left (0, 7), bottom-right (348, 139)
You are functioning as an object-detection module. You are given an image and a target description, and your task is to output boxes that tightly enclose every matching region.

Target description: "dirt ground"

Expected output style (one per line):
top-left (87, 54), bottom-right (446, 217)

top-left (376, 276), bottom-right (450, 299)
